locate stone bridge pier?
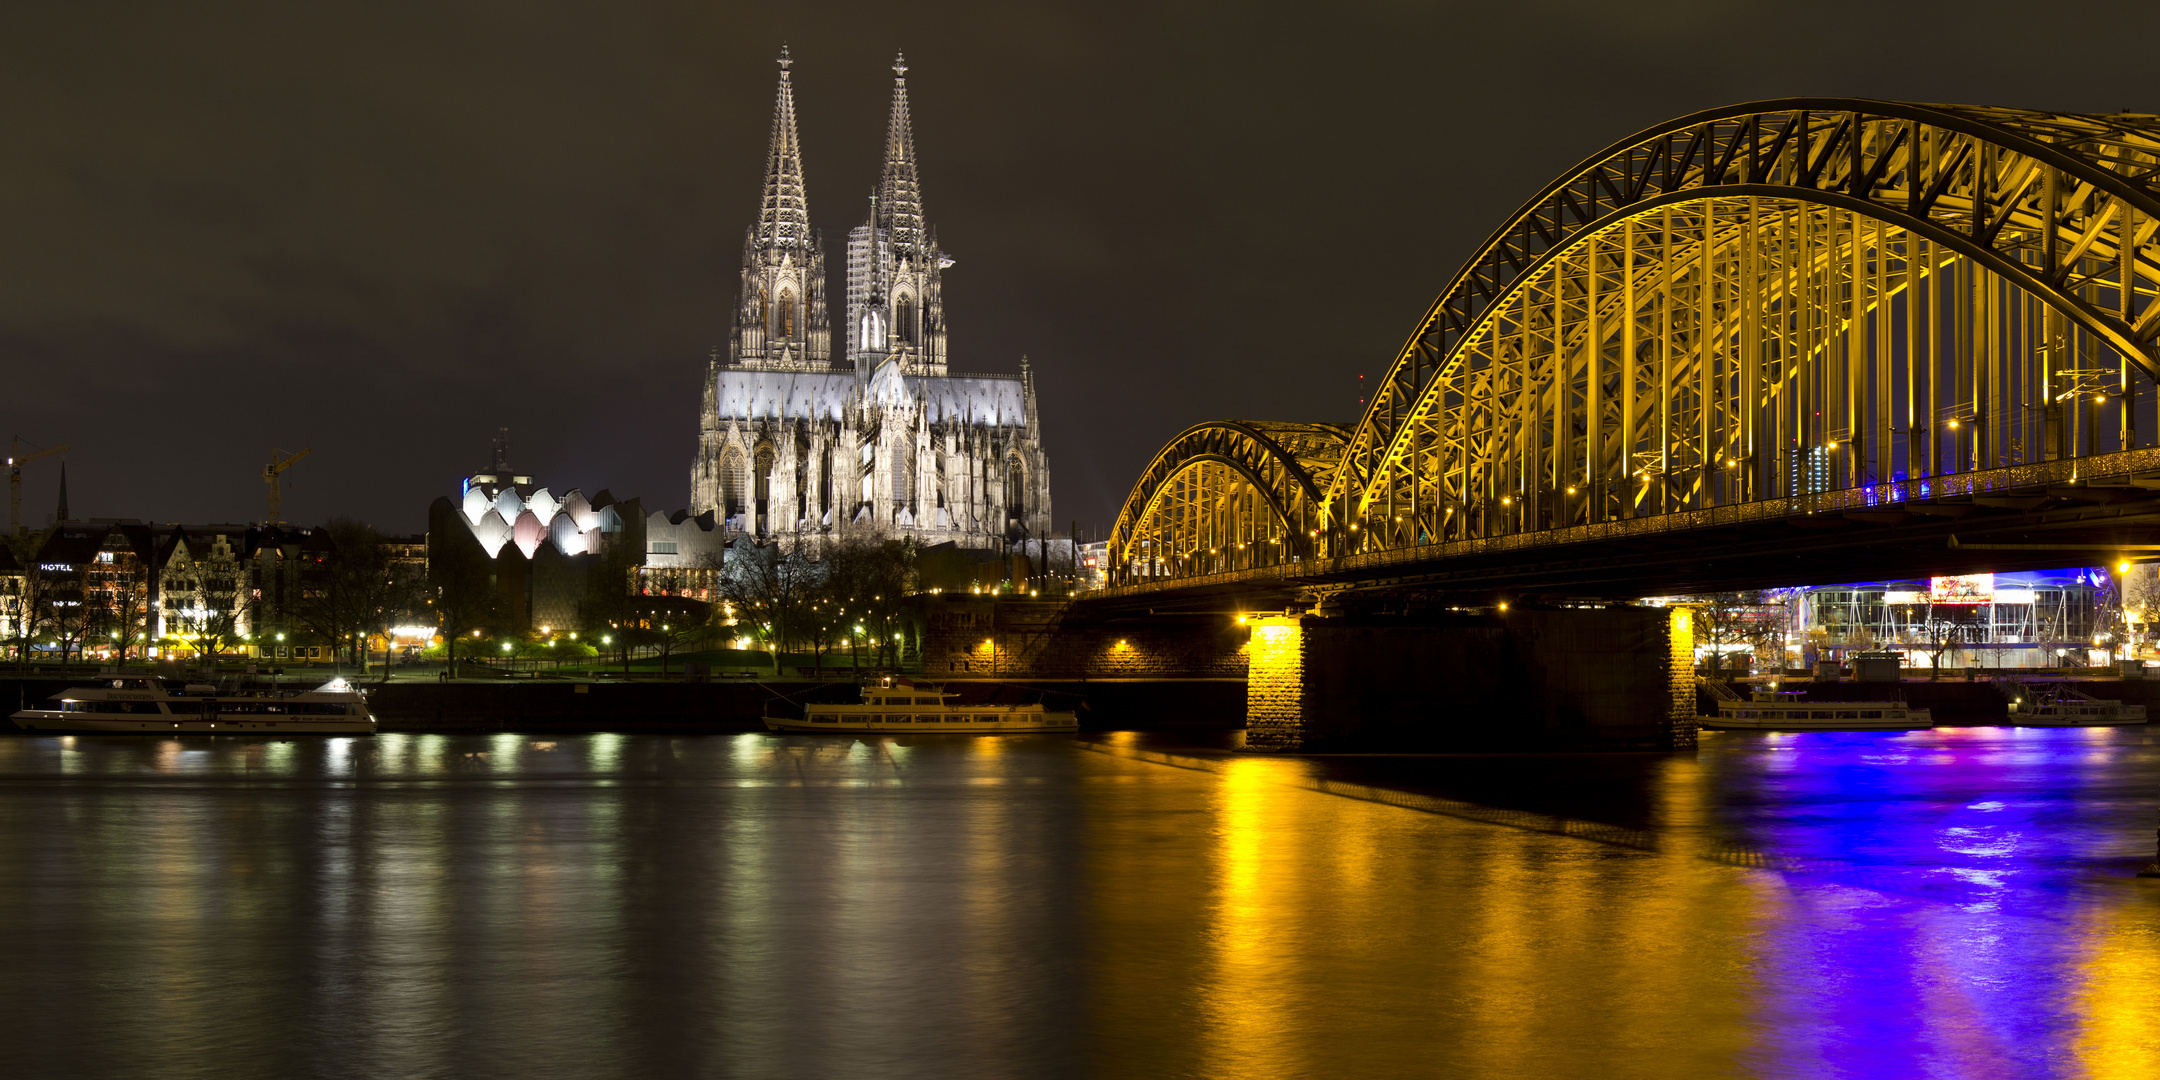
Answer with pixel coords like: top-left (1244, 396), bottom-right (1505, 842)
top-left (1245, 606), bottom-right (1697, 753)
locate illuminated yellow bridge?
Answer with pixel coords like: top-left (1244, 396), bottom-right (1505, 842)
top-left (1100, 99), bottom-right (2160, 612)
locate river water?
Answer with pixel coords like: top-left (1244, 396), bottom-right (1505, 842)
top-left (0, 726), bottom-right (2155, 1079)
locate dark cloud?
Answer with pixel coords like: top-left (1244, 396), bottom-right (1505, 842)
top-left (4, 0), bottom-right (2158, 534)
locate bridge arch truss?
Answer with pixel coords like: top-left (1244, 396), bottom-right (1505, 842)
top-left (1111, 99), bottom-right (2160, 590)
top-left (1107, 422), bottom-right (1347, 584)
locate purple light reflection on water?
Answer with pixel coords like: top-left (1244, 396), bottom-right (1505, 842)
top-left (1699, 726), bottom-right (2158, 1079)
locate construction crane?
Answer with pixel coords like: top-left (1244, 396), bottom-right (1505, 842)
top-left (9, 436), bottom-right (69, 537)
top-left (263, 447), bottom-right (312, 524)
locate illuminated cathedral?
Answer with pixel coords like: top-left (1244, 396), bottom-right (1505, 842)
top-left (689, 49), bottom-right (1052, 550)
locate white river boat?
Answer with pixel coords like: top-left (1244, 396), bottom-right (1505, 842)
top-left (1700, 690), bottom-right (1932, 731)
top-left (2010, 686), bottom-right (2147, 727)
top-left (9, 678), bottom-right (377, 735)
top-left (765, 681), bottom-right (1078, 734)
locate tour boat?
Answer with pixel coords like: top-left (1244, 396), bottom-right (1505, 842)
top-left (764, 681), bottom-right (1079, 734)
top-left (2010, 687), bottom-right (2147, 727)
top-left (9, 677), bottom-right (377, 735)
top-left (1700, 690), bottom-right (1932, 731)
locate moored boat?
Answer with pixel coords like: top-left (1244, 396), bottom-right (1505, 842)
top-left (765, 680), bottom-right (1078, 734)
top-left (8, 677), bottom-right (377, 735)
top-left (1699, 690), bottom-right (1932, 731)
top-left (2010, 685), bottom-right (2147, 727)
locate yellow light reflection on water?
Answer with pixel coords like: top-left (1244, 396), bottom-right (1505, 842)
top-left (2075, 893), bottom-right (2160, 1074)
top-left (1203, 756), bottom-right (1304, 1078)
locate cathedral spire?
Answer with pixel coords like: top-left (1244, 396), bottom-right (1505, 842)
top-left (756, 45), bottom-right (812, 251)
top-left (874, 52), bottom-right (925, 254)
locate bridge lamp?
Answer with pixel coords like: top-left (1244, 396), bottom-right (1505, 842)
top-left (1948, 419), bottom-right (1960, 429)
top-left (1501, 496), bottom-right (1512, 505)
top-left (2119, 561), bottom-right (2133, 574)
top-left (1498, 602), bottom-right (1509, 612)
top-left (1566, 487), bottom-right (1576, 495)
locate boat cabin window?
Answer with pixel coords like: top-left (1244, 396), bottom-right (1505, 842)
top-left (915, 697), bottom-right (939, 705)
top-left (1862, 711), bottom-right (1882, 718)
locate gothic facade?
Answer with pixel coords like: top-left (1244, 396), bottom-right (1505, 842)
top-left (690, 50), bottom-right (1051, 551)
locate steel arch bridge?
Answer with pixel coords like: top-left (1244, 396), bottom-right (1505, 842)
top-left (1107, 98), bottom-right (2160, 595)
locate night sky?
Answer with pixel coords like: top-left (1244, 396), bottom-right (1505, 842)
top-left (6, 0), bottom-right (2159, 537)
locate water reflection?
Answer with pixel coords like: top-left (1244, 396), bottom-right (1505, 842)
top-left (0, 727), bottom-right (2151, 1078)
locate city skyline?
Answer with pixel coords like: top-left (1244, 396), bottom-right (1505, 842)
top-left (6, 1), bottom-right (2160, 534)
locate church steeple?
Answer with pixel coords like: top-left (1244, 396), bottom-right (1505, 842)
top-left (726, 45), bottom-right (830, 374)
top-left (874, 54), bottom-right (925, 255)
top-left (756, 45), bottom-right (812, 253)
top-left (846, 52), bottom-right (948, 377)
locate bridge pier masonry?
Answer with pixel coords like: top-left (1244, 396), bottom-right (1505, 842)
top-left (1245, 605), bottom-right (1698, 753)
top-left (921, 596), bottom-right (1698, 750)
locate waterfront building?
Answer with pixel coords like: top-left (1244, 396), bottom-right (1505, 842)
top-left (689, 50), bottom-right (1052, 551)
top-left (424, 441), bottom-right (644, 633)
top-left (1777, 571), bottom-right (2106, 669)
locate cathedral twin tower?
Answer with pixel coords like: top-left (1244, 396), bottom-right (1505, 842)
top-left (691, 49), bottom-right (1052, 551)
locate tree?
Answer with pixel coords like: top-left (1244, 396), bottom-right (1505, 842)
top-left (1918, 601), bottom-right (1986, 679)
top-left (108, 581), bottom-right (149, 665)
top-left (174, 600), bottom-right (239, 671)
top-left (825, 534), bottom-right (915, 671)
top-left (8, 567), bottom-right (55, 671)
top-left (430, 534), bottom-right (501, 675)
top-left (1691, 591), bottom-right (1774, 679)
top-left (41, 565), bottom-right (97, 671)
top-left (577, 534), bottom-right (647, 674)
top-left (628, 595), bottom-right (714, 677)
top-left (297, 519), bottom-right (421, 675)
top-left (720, 537), bottom-right (824, 674)
top-left (2115, 562), bottom-right (2158, 661)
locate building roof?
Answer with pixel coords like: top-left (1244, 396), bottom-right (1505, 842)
top-left (712, 366), bottom-right (1027, 426)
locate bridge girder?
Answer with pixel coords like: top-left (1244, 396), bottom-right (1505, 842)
top-left (1108, 98), bottom-right (2160, 595)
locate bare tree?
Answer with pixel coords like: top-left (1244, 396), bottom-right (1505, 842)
top-left (721, 537), bottom-right (823, 674)
top-left (43, 566), bottom-right (97, 671)
top-left (430, 535), bottom-right (501, 675)
top-left (1919, 601), bottom-right (1986, 679)
top-left (298, 519), bottom-right (421, 675)
top-left (1691, 591), bottom-right (1774, 680)
top-left (825, 534), bottom-right (916, 671)
top-left (626, 595), bottom-right (714, 677)
top-left (9, 568), bottom-right (54, 671)
top-left (577, 534), bottom-right (647, 674)
top-left (174, 600), bottom-right (239, 672)
top-left (109, 582), bottom-right (149, 665)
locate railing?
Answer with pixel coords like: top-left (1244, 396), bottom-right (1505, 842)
top-left (1095, 445), bottom-right (2160, 599)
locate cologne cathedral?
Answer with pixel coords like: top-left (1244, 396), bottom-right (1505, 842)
top-left (689, 49), bottom-right (1052, 551)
